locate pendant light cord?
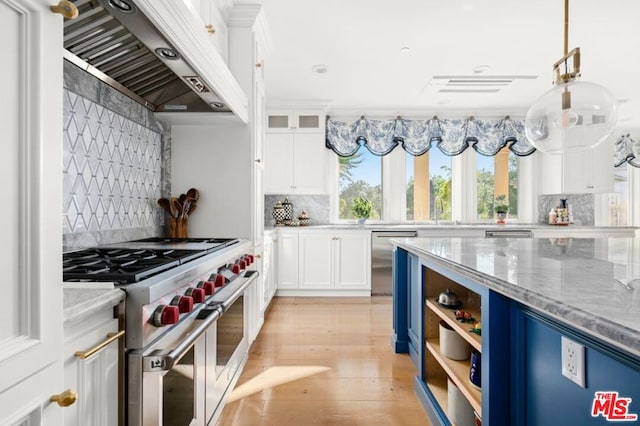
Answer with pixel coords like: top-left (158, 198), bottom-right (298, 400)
top-left (564, 0), bottom-right (569, 56)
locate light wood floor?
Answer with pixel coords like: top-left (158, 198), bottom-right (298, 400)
top-left (217, 297), bottom-right (430, 425)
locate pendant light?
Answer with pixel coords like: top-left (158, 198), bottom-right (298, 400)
top-left (524, 0), bottom-right (617, 154)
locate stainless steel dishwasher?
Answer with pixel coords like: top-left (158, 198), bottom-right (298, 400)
top-left (371, 230), bottom-right (418, 295)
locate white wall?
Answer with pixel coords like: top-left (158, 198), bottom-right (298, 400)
top-left (171, 124), bottom-right (253, 238)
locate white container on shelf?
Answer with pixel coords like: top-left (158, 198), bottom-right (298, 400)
top-left (448, 377), bottom-right (475, 426)
top-left (439, 320), bottom-right (471, 360)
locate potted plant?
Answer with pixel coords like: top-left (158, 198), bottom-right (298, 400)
top-left (351, 196), bottom-right (372, 224)
top-left (494, 194), bottom-right (509, 224)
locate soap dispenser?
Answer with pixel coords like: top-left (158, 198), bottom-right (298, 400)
top-left (548, 208), bottom-right (557, 225)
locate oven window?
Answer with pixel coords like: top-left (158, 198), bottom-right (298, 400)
top-left (216, 295), bottom-right (244, 377)
top-left (163, 346), bottom-right (195, 424)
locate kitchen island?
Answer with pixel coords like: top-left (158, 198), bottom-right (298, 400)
top-left (391, 237), bottom-right (640, 425)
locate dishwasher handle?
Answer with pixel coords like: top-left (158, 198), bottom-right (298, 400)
top-left (372, 231), bottom-right (418, 238)
top-left (485, 230), bottom-right (532, 238)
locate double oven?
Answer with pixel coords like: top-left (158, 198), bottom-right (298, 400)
top-left (63, 237), bottom-right (257, 425)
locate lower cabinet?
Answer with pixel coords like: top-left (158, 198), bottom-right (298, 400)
top-left (276, 230), bottom-right (371, 295)
top-left (63, 302), bottom-right (123, 426)
top-left (510, 306), bottom-right (640, 426)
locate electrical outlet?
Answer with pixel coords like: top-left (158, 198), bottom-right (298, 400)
top-left (561, 336), bottom-right (585, 387)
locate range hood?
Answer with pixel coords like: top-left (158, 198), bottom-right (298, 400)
top-left (63, 0), bottom-right (248, 121)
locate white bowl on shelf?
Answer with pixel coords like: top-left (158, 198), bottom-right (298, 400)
top-left (448, 377), bottom-right (475, 426)
top-left (439, 320), bottom-right (471, 360)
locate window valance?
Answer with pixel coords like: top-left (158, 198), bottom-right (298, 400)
top-left (325, 116), bottom-right (536, 158)
top-left (614, 134), bottom-right (640, 168)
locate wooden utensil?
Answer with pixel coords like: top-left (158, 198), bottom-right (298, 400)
top-left (157, 198), bottom-right (172, 214)
top-left (169, 197), bottom-right (182, 219)
top-left (186, 188), bottom-right (199, 202)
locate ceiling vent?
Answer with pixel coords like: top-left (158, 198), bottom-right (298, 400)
top-left (428, 75), bottom-right (538, 93)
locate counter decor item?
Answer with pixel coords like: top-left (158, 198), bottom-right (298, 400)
top-left (158, 188), bottom-right (199, 238)
top-left (282, 197), bottom-right (294, 220)
top-left (298, 210), bottom-right (310, 226)
top-left (440, 321), bottom-right (471, 360)
top-left (351, 196), bottom-right (372, 224)
top-left (493, 194), bottom-right (509, 224)
top-left (272, 201), bottom-right (287, 226)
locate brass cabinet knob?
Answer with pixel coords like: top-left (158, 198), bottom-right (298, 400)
top-left (50, 0), bottom-right (79, 19)
top-left (255, 62), bottom-right (263, 69)
top-left (50, 389), bottom-right (78, 407)
top-left (205, 24), bottom-right (216, 34)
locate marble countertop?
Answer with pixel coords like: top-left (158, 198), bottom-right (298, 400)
top-left (266, 224), bottom-right (637, 231)
top-left (392, 237), bottom-right (640, 357)
top-left (63, 288), bottom-right (125, 324)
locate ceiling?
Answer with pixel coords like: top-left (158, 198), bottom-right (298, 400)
top-left (260, 0), bottom-right (640, 129)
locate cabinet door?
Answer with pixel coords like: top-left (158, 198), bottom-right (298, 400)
top-left (292, 112), bottom-right (323, 133)
top-left (264, 133), bottom-right (294, 193)
top-left (333, 233), bottom-right (370, 289)
top-left (63, 311), bottom-right (120, 426)
top-left (253, 77), bottom-right (265, 244)
top-left (199, 0), bottom-right (228, 63)
top-left (299, 234), bottom-right (333, 289)
top-left (266, 111), bottom-right (294, 131)
top-left (277, 233), bottom-right (299, 289)
top-left (562, 142), bottom-right (613, 193)
top-left (0, 1), bottom-right (63, 423)
top-left (292, 132), bottom-right (326, 193)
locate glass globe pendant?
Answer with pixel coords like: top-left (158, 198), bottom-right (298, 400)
top-left (525, 79), bottom-right (618, 154)
top-left (524, 0), bottom-right (618, 154)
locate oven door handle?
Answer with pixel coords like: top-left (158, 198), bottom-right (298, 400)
top-left (221, 270), bottom-right (259, 312)
top-left (143, 308), bottom-right (220, 372)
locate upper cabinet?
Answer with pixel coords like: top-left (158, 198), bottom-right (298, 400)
top-left (562, 141), bottom-right (614, 193)
top-left (264, 107), bottom-right (328, 194)
top-left (266, 110), bottom-right (324, 133)
top-left (198, 0), bottom-right (229, 63)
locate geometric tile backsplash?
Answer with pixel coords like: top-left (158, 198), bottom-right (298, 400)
top-left (63, 89), bottom-right (163, 234)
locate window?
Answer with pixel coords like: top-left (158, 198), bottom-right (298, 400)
top-left (338, 150), bottom-right (382, 220)
top-left (608, 165), bottom-right (628, 225)
top-left (477, 146), bottom-right (519, 220)
top-left (406, 150), bottom-right (452, 221)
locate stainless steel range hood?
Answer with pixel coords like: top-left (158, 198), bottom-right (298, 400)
top-left (64, 0), bottom-right (248, 120)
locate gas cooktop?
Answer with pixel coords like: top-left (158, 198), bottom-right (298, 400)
top-left (62, 238), bottom-right (240, 284)
top-left (63, 247), bottom-right (207, 284)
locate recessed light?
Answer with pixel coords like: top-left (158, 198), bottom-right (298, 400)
top-left (211, 102), bottom-right (225, 109)
top-left (108, 0), bottom-right (134, 13)
top-left (399, 46), bottom-right (411, 54)
top-left (472, 65), bottom-right (491, 74)
top-left (155, 47), bottom-right (180, 60)
top-left (312, 64), bottom-right (328, 74)
top-left (437, 99), bottom-right (451, 105)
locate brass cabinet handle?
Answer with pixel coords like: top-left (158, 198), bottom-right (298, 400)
top-left (50, 389), bottom-right (77, 407)
top-left (255, 254), bottom-right (262, 259)
top-left (75, 330), bottom-right (125, 360)
top-left (255, 62), bottom-right (263, 69)
top-left (50, 0), bottom-right (79, 19)
top-left (205, 24), bottom-right (216, 34)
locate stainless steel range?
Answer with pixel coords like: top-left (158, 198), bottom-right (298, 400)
top-left (63, 237), bottom-right (257, 425)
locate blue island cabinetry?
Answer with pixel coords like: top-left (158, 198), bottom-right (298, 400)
top-left (393, 245), bottom-right (640, 426)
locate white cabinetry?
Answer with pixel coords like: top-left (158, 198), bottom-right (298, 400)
top-left (262, 232), bottom-right (277, 308)
top-left (266, 111), bottom-right (324, 133)
top-left (277, 232), bottom-right (299, 289)
top-left (198, 0), bottom-right (229, 63)
top-left (264, 109), bottom-right (327, 194)
top-left (277, 230), bottom-right (371, 296)
top-left (0, 1), bottom-right (63, 424)
top-left (562, 141), bottom-right (614, 193)
top-left (63, 304), bottom-right (123, 426)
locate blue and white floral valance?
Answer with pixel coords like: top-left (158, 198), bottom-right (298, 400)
top-left (325, 116), bottom-right (536, 157)
top-left (614, 134), bottom-right (640, 168)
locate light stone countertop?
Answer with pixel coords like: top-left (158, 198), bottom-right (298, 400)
top-left (63, 288), bottom-right (125, 324)
top-left (267, 224), bottom-right (637, 231)
top-left (392, 237), bottom-right (640, 357)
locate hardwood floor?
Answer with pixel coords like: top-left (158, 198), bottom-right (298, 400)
top-left (217, 297), bottom-right (430, 425)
